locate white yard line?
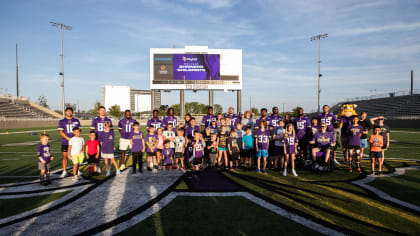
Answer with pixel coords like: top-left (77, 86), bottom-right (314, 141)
top-left (352, 166), bottom-right (420, 212)
top-left (99, 192), bottom-right (344, 236)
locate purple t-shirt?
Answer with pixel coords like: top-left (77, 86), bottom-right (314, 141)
top-left (293, 116), bottom-right (311, 140)
top-left (225, 114), bottom-right (240, 127)
top-left (100, 131), bottom-right (114, 154)
top-left (318, 113), bottom-right (336, 133)
top-left (268, 114), bottom-right (283, 128)
top-left (147, 118), bottom-right (164, 130)
top-left (284, 134), bottom-right (298, 154)
top-left (146, 134), bottom-right (158, 152)
top-left (185, 125), bottom-right (200, 138)
top-left (163, 116), bottom-right (177, 129)
top-left (192, 140), bottom-right (205, 158)
top-left (256, 129), bottom-right (270, 150)
top-left (58, 117), bottom-right (81, 145)
top-left (312, 131), bottom-right (335, 148)
top-left (347, 125), bottom-right (363, 146)
top-left (118, 118), bottom-right (137, 139)
top-left (162, 148), bottom-right (173, 165)
top-left (201, 114), bottom-right (217, 128)
top-left (131, 131), bottom-right (144, 152)
top-left (91, 116), bottom-right (113, 140)
top-left (37, 144), bottom-right (52, 163)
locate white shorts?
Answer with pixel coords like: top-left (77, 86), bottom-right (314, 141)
top-left (101, 152), bottom-right (114, 159)
top-left (119, 138), bottom-right (132, 151)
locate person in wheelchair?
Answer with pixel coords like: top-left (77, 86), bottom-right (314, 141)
top-left (309, 123), bottom-right (336, 171)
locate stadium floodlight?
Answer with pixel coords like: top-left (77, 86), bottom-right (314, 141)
top-left (311, 33), bottom-right (328, 113)
top-left (50, 21), bottom-right (72, 116)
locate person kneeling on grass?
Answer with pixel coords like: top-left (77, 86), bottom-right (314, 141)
top-left (283, 123), bottom-right (298, 177)
top-left (37, 134), bottom-right (54, 185)
top-left (162, 140), bottom-right (174, 170)
top-left (131, 122), bottom-right (145, 174)
top-left (68, 127), bottom-right (85, 180)
top-left (86, 131), bottom-right (100, 177)
top-left (369, 126), bottom-right (384, 175)
top-left (100, 122), bottom-right (120, 177)
top-left (310, 123), bottom-right (335, 172)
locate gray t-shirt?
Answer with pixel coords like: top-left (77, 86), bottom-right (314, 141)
top-left (174, 136), bottom-right (186, 153)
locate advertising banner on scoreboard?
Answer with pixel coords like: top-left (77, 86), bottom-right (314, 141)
top-left (173, 54), bottom-right (220, 80)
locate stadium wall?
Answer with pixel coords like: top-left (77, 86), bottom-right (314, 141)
top-left (385, 119), bottom-right (420, 129)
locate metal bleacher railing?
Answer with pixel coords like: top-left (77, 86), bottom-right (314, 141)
top-left (341, 89), bottom-right (420, 103)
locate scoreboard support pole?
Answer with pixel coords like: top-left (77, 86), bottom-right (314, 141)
top-left (151, 89), bottom-right (155, 111)
top-left (180, 90), bottom-right (185, 118)
top-left (209, 90), bottom-right (214, 107)
top-left (237, 90), bottom-right (242, 114)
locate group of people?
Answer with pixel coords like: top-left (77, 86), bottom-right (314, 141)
top-left (35, 104), bottom-right (390, 185)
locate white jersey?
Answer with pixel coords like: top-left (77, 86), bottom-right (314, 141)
top-left (69, 137), bottom-right (85, 155)
top-left (163, 130), bottom-right (176, 148)
top-left (274, 128), bottom-right (285, 147)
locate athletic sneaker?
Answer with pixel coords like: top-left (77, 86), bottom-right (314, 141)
top-left (370, 171), bottom-right (375, 176)
top-left (256, 168), bottom-right (260, 173)
top-left (97, 168), bottom-right (102, 174)
top-left (378, 171), bottom-right (383, 176)
top-left (116, 170), bottom-right (121, 175)
top-left (106, 170), bottom-right (111, 177)
top-left (333, 159), bottom-right (340, 166)
top-left (77, 171), bottom-right (83, 177)
top-left (147, 167), bottom-right (152, 171)
top-left (60, 171), bottom-right (68, 178)
top-left (73, 175), bottom-right (79, 181)
top-left (292, 169), bottom-right (298, 177)
top-left (357, 167), bottom-right (362, 173)
top-left (262, 169), bottom-right (267, 174)
top-left (119, 164), bottom-right (126, 171)
top-left (314, 163), bottom-right (320, 170)
top-left (283, 169), bottom-right (287, 176)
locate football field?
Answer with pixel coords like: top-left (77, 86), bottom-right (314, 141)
top-left (0, 127), bottom-right (419, 235)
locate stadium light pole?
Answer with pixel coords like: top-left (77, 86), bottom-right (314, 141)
top-left (311, 33), bottom-right (328, 113)
top-left (50, 21), bottom-right (72, 116)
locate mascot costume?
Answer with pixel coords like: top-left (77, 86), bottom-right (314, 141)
top-left (337, 103), bottom-right (360, 171)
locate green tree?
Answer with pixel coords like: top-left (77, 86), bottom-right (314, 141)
top-left (172, 104), bottom-right (181, 116)
top-left (292, 106), bottom-right (302, 117)
top-left (213, 104), bottom-right (223, 114)
top-left (108, 104), bottom-right (122, 118)
top-left (88, 101), bottom-right (102, 115)
top-left (37, 95), bottom-right (49, 108)
top-left (251, 107), bottom-right (259, 116)
top-left (64, 103), bottom-right (76, 112)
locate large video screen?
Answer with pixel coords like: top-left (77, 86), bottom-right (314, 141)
top-left (150, 48), bottom-right (242, 90)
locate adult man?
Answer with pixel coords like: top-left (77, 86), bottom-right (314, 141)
top-left (293, 108), bottom-right (311, 159)
top-left (91, 106), bottom-right (114, 174)
top-left (318, 105), bottom-right (336, 133)
top-left (224, 107), bottom-right (240, 128)
top-left (58, 107), bottom-right (81, 178)
top-left (201, 106), bottom-right (217, 131)
top-left (163, 107), bottom-right (177, 131)
top-left (256, 108), bottom-right (270, 129)
top-left (268, 106), bottom-right (283, 129)
top-left (147, 109), bottom-right (164, 130)
top-left (118, 110), bottom-right (137, 171)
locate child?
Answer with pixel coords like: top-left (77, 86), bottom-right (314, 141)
top-left (192, 131), bottom-right (206, 171)
top-left (256, 120), bottom-right (270, 173)
top-left (369, 126), bottom-right (384, 175)
top-left (225, 117), bottom-right (232, 134)
top-left (273, 120), bottom-right (286, 171)
top-left (131, 122), bottom-right (145, 174)
top-left (204, 127), bottom-right (212, 166)
top-left (185, 118), bottom-right (200, 139)
top-left (163, 123), bottom-right (176, 150)
top-left (210, 120), bottom-right (219, 134)
top-left (228, 130), bottom-right (240, 170)
top-left (162, 140), bottom-right (174, 170)
top-left (146, 125), bottom-right (159, 171)
top-left (217, 125), bottom-right (229, 168)
top-left (86, 131), bottom-right (100, 176)
top-left (235, 123), bottom-right (243, 166)
top-left (156, 128), bottom-right (164, 168)
top-left (283, 123), bottom-right (298, 176)
top-left (37, 134), bottom-right (54, 185)
top-left (185, 136), bottom-right (194, 169)
top-left (174, 128), bottom-right (186, 169)
top-left (242, 127), bottom-right (254, 170)
top-left (100, 122), bottom-right (120, 176)
top-left (208, 133), bottom-right (218, 167)
top-left (68, 127), bottom-right (85, 180)
top-left (347, 116), bottom-right (363, 173)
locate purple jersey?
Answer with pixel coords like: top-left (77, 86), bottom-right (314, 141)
top-left (201, 114), bottom-right (217, 128)
top-left (192, 140), bottom-right (205, 158)
top-left (91, 116), bottom-right (113, 140)
top-left (339, 116), bottom-right (351, 134)
top-left (293, 116), bottom-right (311, 140)
top-left (347, 125), bottom-right (363, 146)
top-left (118, 118), bottom-right (137, 139)
top-left (225, 114), bottom-right (240, 127)
top-left (100, 131), bottom-right (114, 154)
top-left (318, 113), bottom-right (336, 132)
top-left (146, 134), bottom-right (158, 152)
top-left (284, 134), bottom-right (298, 154)
top-left (37, 144), bottom-right (52, 163)
top-left (185, 125), bottom-right (200, 138)
top-left (131, 131), bottom-right (144, 152)
top-left (162, 148), bottom-right (173, 165)
top-left (268, 114), bottom-right (283, 128)
top-left (256, 116), bottom-right (270, 129)
top-left (147, 118), bottom-right (164, 130)
top-left (312, 131), bottom-right (335, 148)
top-left (163, 116), bottom-right (177, 129)
top-left (256, 129), bottom-right (270, 150)
top-left (58, 117), bottom-right (81, 145)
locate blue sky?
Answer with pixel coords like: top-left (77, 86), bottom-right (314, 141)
top-left (0, 0), bottom-right (419, 113)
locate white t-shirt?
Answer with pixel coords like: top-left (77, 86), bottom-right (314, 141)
top-left (163, 130), bottom-right (176, 148)
top-left (69, 137), bottom-right (85, 155)
top-left (274, 128), bottom-right (285, 147)
top-left (174, 136), bottom-right (186, 153)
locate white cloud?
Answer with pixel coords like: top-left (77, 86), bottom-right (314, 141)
top-left (184, 0), bottom-right (239, 9)
top-left (335, 22), bottom-right (420, 36)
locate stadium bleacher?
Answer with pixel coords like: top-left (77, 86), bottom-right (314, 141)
top-left (0, 97), bottom-right (59, 119)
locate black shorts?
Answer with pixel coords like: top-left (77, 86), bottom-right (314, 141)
top-left (347, 145), bottom-right (360, 150)
top-left (370, 151), bottom-right (383, 159)
top-left (243, 149), bottom-right (252, 158)
top-left (147, 152), bottom-right (156, 156)
top-left (132, 152), bottom-right (143, 159)
top-left (175, 152), bottom-right (183, 159)
top-left (61, 145), bottom-right (69, 152)
top-left (229, 152), bottom-right (240, 161)
top-left (271, 146), bottom-right (284, 156)
top-left (193, 157), bottom-right (202, 165)
top-left (88, 154), bottom-right (99, 164)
